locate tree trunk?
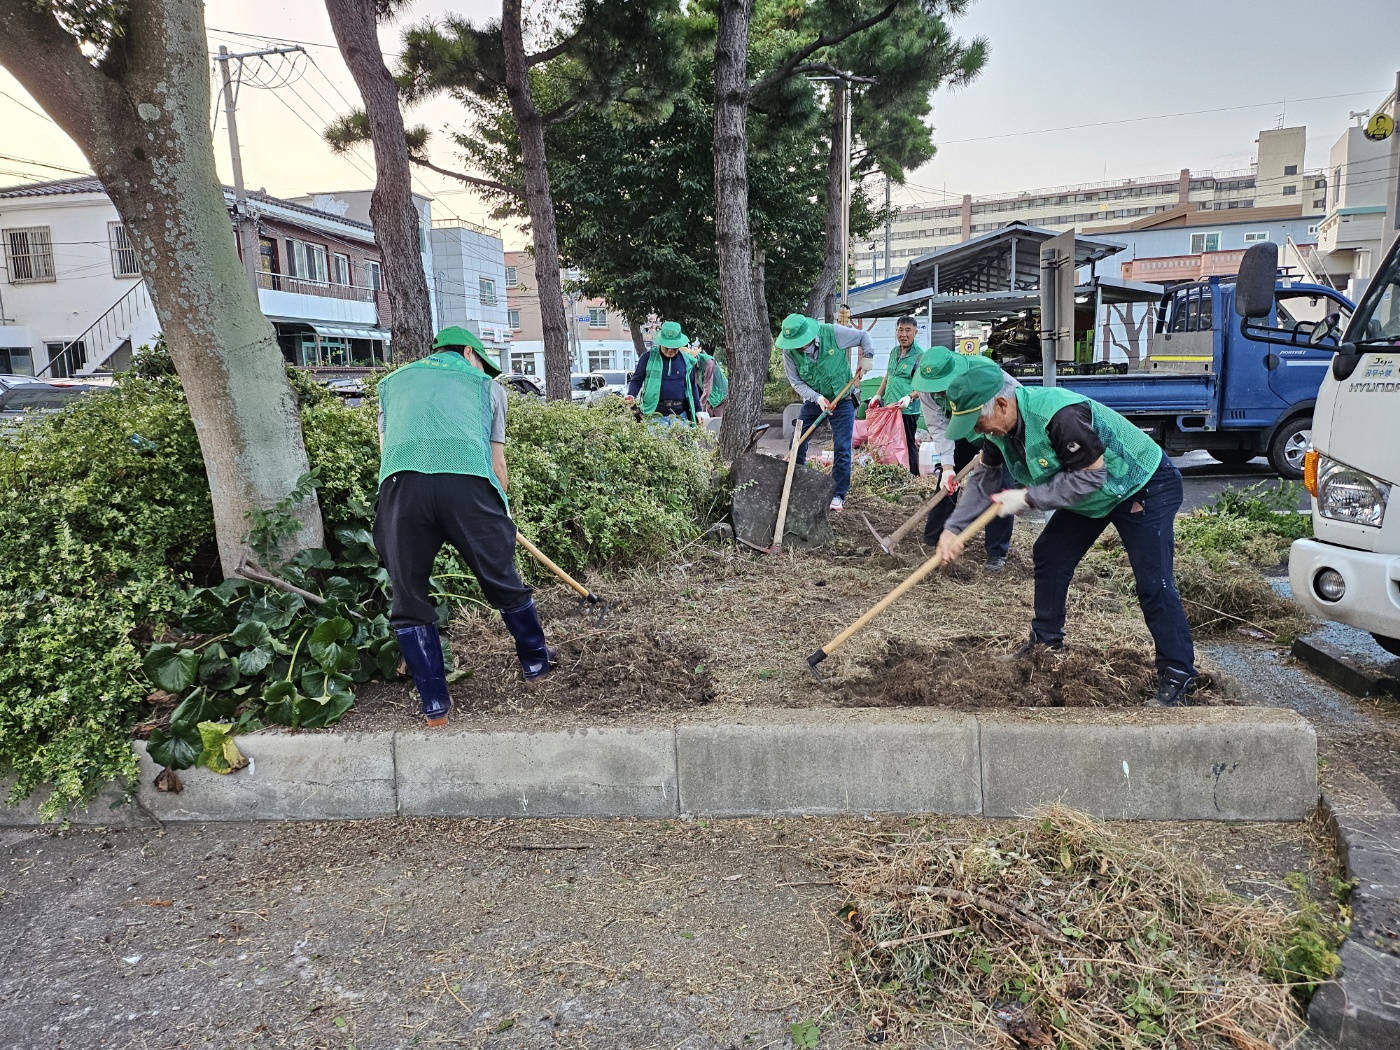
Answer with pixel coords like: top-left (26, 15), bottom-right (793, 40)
top-left (628, 321), bottom-right (647, 365)
top-left (806, 84), bottom-right (844, 322)
top-left (713, 0), bottom-right (773, 462)
top-left (0, 0), bottom-right (322, 576)
top-left (325, 0), bottom-right (434, 362)
top-left (502, 0), bottom-right (571, 400)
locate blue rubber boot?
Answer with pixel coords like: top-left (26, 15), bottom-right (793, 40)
top-left (395, 624), bottom-right (452, 727)
top-left (500, 599), bottom-right (557, 682)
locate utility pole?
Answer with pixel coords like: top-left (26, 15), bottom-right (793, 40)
top-left (883, 177), bottom-right (892, 283)
top-left (838, 81), bottom-right (852, 321)
top-left (214, 45), bottom-right (305, 299)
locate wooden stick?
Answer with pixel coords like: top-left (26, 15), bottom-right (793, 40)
top-left (807, 503), bottom-right (1002, 669)
top-left (882, 453), bottom-right (984, 553)
top-left (516, 532), bottom-right (590, 599)
top-left (903, 885), bottom-right (1069, 945)
top-left (235, 557), bottom-right (326, 606)
top-left (768, 424), bottom-right (805, 552)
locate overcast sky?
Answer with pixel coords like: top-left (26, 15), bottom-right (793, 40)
top-left (2, 0), bottom-right (1397, 249)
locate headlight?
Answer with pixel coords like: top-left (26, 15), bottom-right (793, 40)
top-left (1315, 454), bottom-right (1391, 527)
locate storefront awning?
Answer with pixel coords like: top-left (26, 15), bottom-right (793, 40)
top-left (309, 323), bottom-right (391, 342)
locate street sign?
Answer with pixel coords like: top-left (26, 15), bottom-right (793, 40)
top-left (1364, 111), bottom-right (1395, 142)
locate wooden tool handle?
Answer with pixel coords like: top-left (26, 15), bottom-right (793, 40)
top-left (811, 503), bottom-right (1003, 662)
top-left (789, 369), bottom-right (863, 456)
top-left (516, 532), bottom-right (590, 598)
top-left (770, 424), bottom-right (805, 550)
top-left (886, 453), bottom-right (984, 549)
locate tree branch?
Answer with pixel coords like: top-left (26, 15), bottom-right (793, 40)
top-left (540, 98), bottom-right (585, 126)
top-left (0, 0), bottom-right (117, 150)
top-left (411, 155), bottom-right (523, 198)
top-left (787, 62), bottom-right (878, 84)
top-left (526, 25), bottom-right (585, 67)
top-left (746, 0), bottom-right (901, 101)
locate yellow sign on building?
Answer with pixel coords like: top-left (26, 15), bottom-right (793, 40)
top-left (1365, 112), bottom-right (1395, 143)
top-left (957, 336), bottom-right (982, 356)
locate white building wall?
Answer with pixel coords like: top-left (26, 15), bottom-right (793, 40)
top-left (429, 221), bottom-right (510, 354)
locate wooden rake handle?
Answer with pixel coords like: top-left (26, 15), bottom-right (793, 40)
top-left (807, 502), bottom-right (1003, 673)
top-left (885, 453), bottom-right (984, 551)
top-left (785, 369), bottom-right (864, 461)
top-left (516, 532), bottom-right (593, 601)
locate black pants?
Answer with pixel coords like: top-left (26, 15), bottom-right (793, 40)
top-left (923, 438), bottom-right (1014, 558)
top-left (373, 471), bottom-right (532, 630)
top-left (902, 413), bottom-right (920, 475)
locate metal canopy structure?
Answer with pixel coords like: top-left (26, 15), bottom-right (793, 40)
top-left (895, 224), bottom-right (1127, 298)
top-left (851, 275), bottom-right (1166, 322)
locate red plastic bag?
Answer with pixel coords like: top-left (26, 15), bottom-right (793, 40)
top-left (852, 418), bottom-right (869, 447)
top-left (864, 403), bottom-right (908, 466)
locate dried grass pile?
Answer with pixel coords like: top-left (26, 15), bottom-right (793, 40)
top-left (829, 807), bottom-right (1314, 1049)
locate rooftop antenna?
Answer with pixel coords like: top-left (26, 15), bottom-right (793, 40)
top-left (1349, 109), bottom-right (1372, 126)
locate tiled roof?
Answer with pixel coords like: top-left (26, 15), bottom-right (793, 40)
top-left (0, 176), bottom-right (104, 198)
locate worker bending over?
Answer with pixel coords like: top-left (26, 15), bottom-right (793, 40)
top-left (775, 312), bottom-right (875, 512)
top-left (375, 326), bottom-right (556, 727)
top-left (626, 320), bottom-right (706, 424)
top-left (915, 348), bottom-right (1017, 572)
top-left (935, 357), bottom-right (1197, 707)
top-left (866, 315), bottom-right (924, 475)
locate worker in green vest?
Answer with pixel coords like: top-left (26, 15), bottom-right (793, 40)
top-left (374, 326), bottom-right (555, 728)
top-left (689, 345), bottom-right (729, 415)
top-left (866, 315), bottom-right (925, 475)
top-left (625, 320), bottom-right (706, 424)
top-left (776, 313), bottom-right (875, 511)
top-left (935, 357), bottom-right (1197, 707)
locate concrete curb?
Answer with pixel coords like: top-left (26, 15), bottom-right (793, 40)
top-left (1, 707), bottom-right (1317, 827)
top-left (1309, 779), bottom-right (1400, 1047)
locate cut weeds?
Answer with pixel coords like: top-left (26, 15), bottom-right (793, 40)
top-left (828, 805), bottom-right (1343, 1049)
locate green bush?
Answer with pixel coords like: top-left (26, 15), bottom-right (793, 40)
top-left (1176, 482), bottom-right (1312, 566)
top-left (763, 343), bottom-right (795, 413)
top-left (0, 371), bottom-right (715, 816)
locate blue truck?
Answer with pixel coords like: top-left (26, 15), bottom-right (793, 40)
top-left (1013, 276), bottom-right (1355, 478)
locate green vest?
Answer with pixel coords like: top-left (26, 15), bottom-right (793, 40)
top-left (697, 351), bottom-right (728, 408)
top-left (785, 323), bottom-right (852, 400)
top-left (883, 342), bottom-right (923, 414)
top-left (986, 386), bottom-right (1162, 519)
top-left (377, 351), bottom-right (507, 511)
top-left (639, 349), bottom-right (698, 417)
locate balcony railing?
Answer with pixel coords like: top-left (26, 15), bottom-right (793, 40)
top-left (1120, 250), bottom-right (1247, 282)
top-left (256, 270), bottom-right (374, 302)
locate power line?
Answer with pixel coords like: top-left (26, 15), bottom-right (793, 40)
top-left (0, 88), bottom-right (56, 124)
top-left (205, 25), bottom-right (341, 51)
top-left (0, 153), bottom-right (92, 177)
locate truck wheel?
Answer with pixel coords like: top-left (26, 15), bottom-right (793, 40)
top-left (1374, 634), bottom-right (1400, 659)
top-left (1209, 450), bottom-right (1256, 466)
top-left (1267, 417), bottom-right (1311, 479)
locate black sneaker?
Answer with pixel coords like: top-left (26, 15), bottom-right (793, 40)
top-left (1147, 669), bottom-right (1196, 707)
top-left (1012, 634), bottom-right (1063, 659)
top-left (984, 555), bottom-right (1007, 572)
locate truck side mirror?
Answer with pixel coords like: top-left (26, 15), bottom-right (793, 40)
top-left (1234, 242), bottom-right (1278, 319)
top-left (1308, 312), bottom-right (1342, 346)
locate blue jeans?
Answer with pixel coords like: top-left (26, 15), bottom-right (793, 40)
top-left (923, 438), bottom-right (1013, 558)
top-left (1030, 457), bottom-right (1195, 678)
top-left (796, 396), bottom-right (856, 500)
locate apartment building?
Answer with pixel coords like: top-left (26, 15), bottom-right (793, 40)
top-left (504, 250), bottom-right (642, 376)
top-left (0, 177), bottom-right (391, 377)
top-left (859, 127), bottom-right (1327, 286)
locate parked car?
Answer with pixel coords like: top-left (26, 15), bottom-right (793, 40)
top-left (498, 372), bottom-right (545, 397)
top-left (0, 378), bottom-right (98, 426)
top-left (570, 372), bottom-right (609, 403)
top-left (590, 369), bottom-right (632, 396)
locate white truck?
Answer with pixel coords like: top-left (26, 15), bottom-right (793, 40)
top-left (1235, 237), bottom-right (1400, 656)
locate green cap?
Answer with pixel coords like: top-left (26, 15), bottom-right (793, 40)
top-left (910, 346), bottom-right (965, 393)
top-left (774, 313), bottom-right (819, 351)
top-left (432, 325), bottom-right (501, 377)
top-left (944, 357), bottom-right (1008, 442)
top-left (655, 320), bottom-right (689, 349)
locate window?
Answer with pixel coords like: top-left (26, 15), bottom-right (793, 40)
top-left (479, 277), bottom-right (497, 307)
top-left (588, 307), bottom-right (607, 328)
top-left (331, 253), bottom-right (351, 286)
top-left (286, 239), bottom-right (328, 283)
top-left (505, 265), bottom-right (517, 287)
top-left (1314, 179), bottom-right (1326, 189)
top-left (1282, 185), bottom-right (1297, 196)
top-left (508, 309), bottom-right (521, 330)
top-left (1189, 232), bottom-right (1221, 254)
top-left (1243, 231), bottom-right (1269, 243)
top-left (509, 352), bottom-right (536, 375)
top-left (3, 226), bottom-right (55, 283)
top-left (587, 348), bottom-right (614, 371)
top-left (43, 339), bottom-right (86, 379)
top-left (1283, 164), bottom-right (1298, 176)
top-left (108, 222), bottom-right (140, 277)
top-left (364, 260), bottom-right (382, 291)
top-left (0, 347), bottom-right (33, 375)
top-left (1308, 224), bottom-right (1320, 235)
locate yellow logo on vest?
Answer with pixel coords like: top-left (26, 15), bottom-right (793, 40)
top-left (1039, 458), bottom-right (1049, 466)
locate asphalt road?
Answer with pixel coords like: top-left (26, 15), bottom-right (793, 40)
top-left (1170, 450), bottom-right (1309, 512)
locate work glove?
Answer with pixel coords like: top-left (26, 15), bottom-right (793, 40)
top-left (623, 394), bottom-right (636, 404)
top-left (816, 396), bottom-right (832, 412)
top-left (893, 395), bottom-right (912, 410)
top-left (867, 395), bottom-right (882, 411)
top-left (992, 488), bottom-right (1031, 517)
top-left (939, 465), bottom-right (958, 496)
top-left (697, 411), bottom-right (711, 426)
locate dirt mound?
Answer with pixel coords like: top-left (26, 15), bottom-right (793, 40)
top-left (841, 635), bottom-right (1225, 709)
top-left (447, 619), bottom-right (716, 717)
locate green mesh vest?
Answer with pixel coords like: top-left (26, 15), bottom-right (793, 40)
top-left (697, 351), bottom-right (728, 408)
top-left (986, 386), bottom-right (1162, 519)
top-left (377, 352), bottom-right (507, 511)
top-left (639, 349), bottom-right (698, 416)
top-left (883, 342), bottom-right (924, 414)
top-left (785, 323), bottom-right (852, 400)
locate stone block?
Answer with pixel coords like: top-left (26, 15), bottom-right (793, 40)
top-left (977, 708), bottom-right (1316, 821)
top-left (132, 732), bottom-right (398, 822)
top-left (395, 727), bottom-right (677, 818)
top-left (1293, 634), bottom-right (1400, 699)
top-left (676, 714), bottom-right (981, 817)
top-left (730, 452), bottom-right (836, 550)
top-left (1307, 939), bottom-right (1400, 1048)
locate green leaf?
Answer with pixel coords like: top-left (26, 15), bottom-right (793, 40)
top-left (789, 1020), bottom-right (819, 1049)
top-left (147, 721), bottom-right (201, 770)
top-left (239, 593), bottom-right (302, 631)
top-left (322, 576), bottom-right (362, 603)
top-left (290, 548), bottom-right (335, 571)
top-left (168, 688), bottom-right (237, 729)
top-left (198, 645), bottom-right (240, 690)
top-left (299, 686), bottom-right (355, 729)
top-left (229, 621), bottom-right (273, 649)
top-left (263, 680), bottom-right (303, 727)
top-left (309, 616), bottom-right (356, 672)
top-left (373, 637), bottom-right (402, 678)
top-left (236, 645), bottom-right (274, 676)
top-left (301, 668), bottom-right (353, 700)
top-left (142, 643), bottom-right (199, 693)
top-left (196, 721), bottom-right (247, 774)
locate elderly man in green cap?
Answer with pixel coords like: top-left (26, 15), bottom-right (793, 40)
top-left (915, 348), bottom-right (1019, 570)
top-left (626, 320), bottom-right (706, 424)
top-left (374, 326), bottom-right (555, 728)
top-left (776, 312), bottom-right (875, 511)
top-left (934, 357), bottom-right (1197, 708)
top-left (866, 315), bottom-right (926, 475)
